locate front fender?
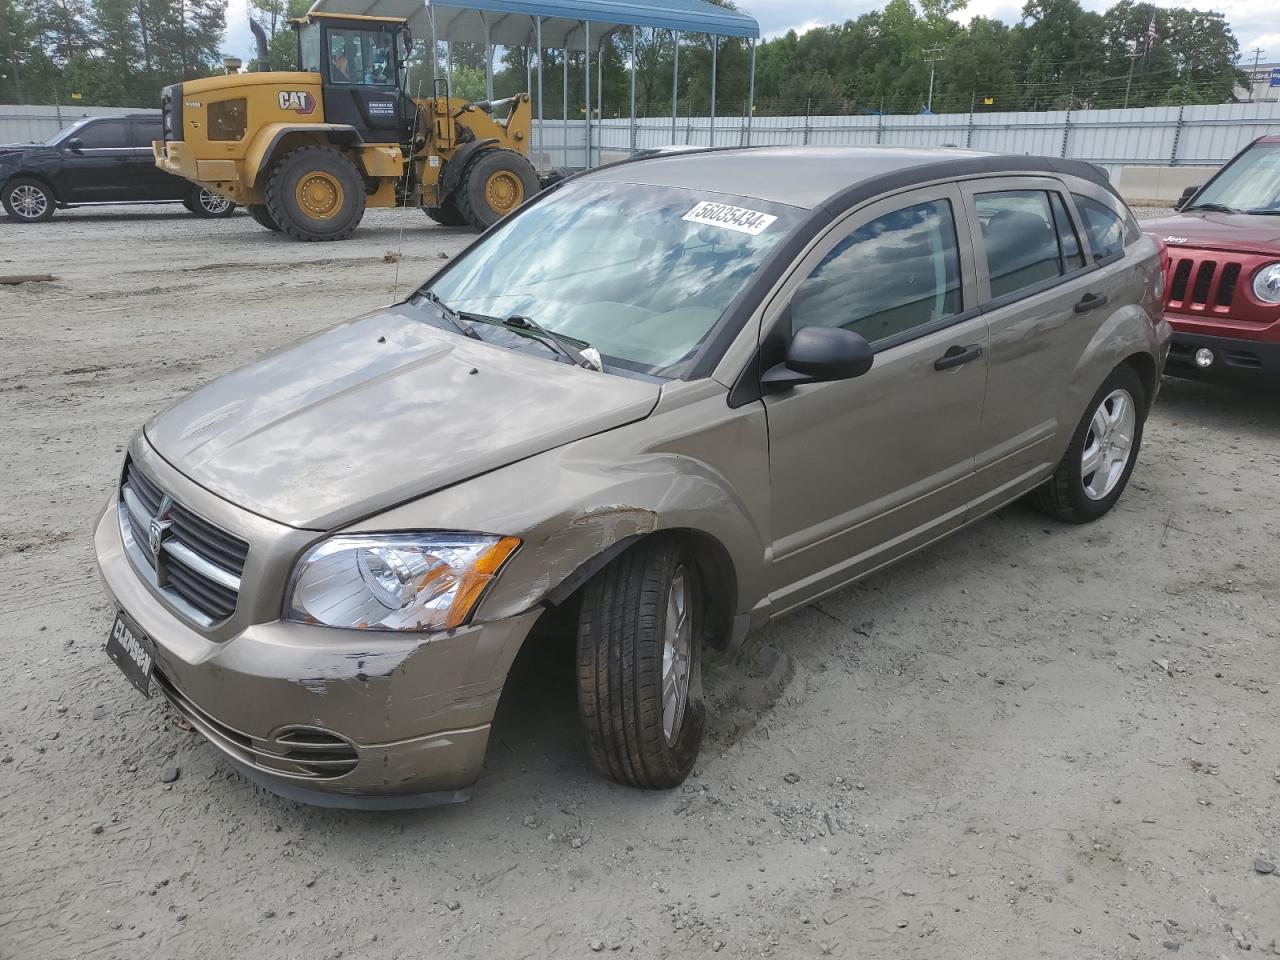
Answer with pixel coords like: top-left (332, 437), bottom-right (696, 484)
top-left (245, 123), bottom-right (363, 188)
top-left (345, 381), bottom-right (771, 631)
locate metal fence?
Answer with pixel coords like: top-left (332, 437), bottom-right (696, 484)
top-left (531, 99), bottom-right (1280, 174)
top-left (0, 104), bottom-right (159, 143)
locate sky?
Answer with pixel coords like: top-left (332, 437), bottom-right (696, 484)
top-left (222, 0), bottom-right (1280, 71)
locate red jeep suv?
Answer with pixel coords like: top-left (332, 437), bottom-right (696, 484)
top-left (1142, 135), bottom-right (1280, 383)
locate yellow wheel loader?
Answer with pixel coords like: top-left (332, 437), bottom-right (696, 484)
top-left (154, 12), bottom-right (538, 240)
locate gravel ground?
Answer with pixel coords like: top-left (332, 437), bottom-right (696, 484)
top-left (1, 203), bottom-right (1278, 960)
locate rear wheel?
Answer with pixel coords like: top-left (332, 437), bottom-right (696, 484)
top-left (264, 145), bottom-right (366, 241)
top-left (423, 198), bottom-right (467, 226)
top-left (455, 149), bottom-right (540, 231)
top-left (2, 177), bottom-right (55, 222)
top-left (185, 185), bottom-right (235, 218)
top-left (576, 537), bottom-right (705, 790)
top-left (247, 203), bottom-right (281, 231)
top-left (1032, 365), bottom-right (1146, 523)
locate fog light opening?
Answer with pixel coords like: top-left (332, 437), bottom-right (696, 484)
top-left (1194, 347), bottom-right (1215, 369)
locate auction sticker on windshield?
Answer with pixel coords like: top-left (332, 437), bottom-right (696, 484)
top-left (682, 201), bottom-right (778, 236)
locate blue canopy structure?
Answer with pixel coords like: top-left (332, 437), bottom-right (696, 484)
top-left (307, 0), bottom-right (762, 169)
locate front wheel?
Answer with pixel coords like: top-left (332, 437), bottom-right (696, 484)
top-left (264, 145), bottom-right (366, 241)
top-left (2, 177), bottom-right (56, 222)
top-left (576, 537), bottom-right (705, 789)
top-left (185, 185), bottom-right (236, 218)
top-left (1032, 365), bottom-right (1147, 523)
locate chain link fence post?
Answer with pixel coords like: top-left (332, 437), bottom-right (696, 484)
top-left (1170, 97), bottom-right (1186, 165)
top-left (802, 98), bottom-right (811, 146)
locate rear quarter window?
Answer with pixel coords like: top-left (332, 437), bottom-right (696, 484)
top-left (1072, 193), bottom-right (1127, 261)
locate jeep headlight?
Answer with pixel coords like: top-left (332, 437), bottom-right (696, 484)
top-left (286, 533), bottom-right (520, 632)
top-left (1253, 262), bottom-right (1280, 304)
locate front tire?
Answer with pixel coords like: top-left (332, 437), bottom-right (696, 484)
top-left (264, 145), bottom-right (366, 241)
top-left (247, 204), bottom-right (281, 231)
top-left (423, 198), bottom-right (467, 226)
top-left (185, 185), bottom-right (236, 218)
top-left (2, 177), bottom-right (56, 222)
top-left (456, 149), bottom-right (540, 231)
top-left (1032, 365), bottom-right (1147, 523)
top-left (576, 537), bottom-right (705, 789)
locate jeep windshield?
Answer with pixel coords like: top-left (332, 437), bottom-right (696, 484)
top-left (417, 180), bottom-right (804, 378)
top-left (1190, 142), bottom-right (1280, 215)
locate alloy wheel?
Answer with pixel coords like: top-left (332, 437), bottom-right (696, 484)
top-left (1081, 388), bottom-right (1136, 500)
top-left (10, 184), bottom-right (49, 220)
top-left (661, 565), bottom-right (693, 744)
top-left (198, 188), bottom-right (232, 215)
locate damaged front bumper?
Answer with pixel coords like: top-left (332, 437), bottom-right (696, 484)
top-left (94, 476), bottom-right (542, 809)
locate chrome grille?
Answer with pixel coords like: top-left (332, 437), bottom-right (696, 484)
top-left (119, 458), bottom-right (248, 626)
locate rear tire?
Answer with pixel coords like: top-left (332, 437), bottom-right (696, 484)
top-left (576, 537), bottom-right (705, 790)
top-left (264, 145), bottom-right (366, 241)
top-left (185, 185), bottom-right (235, 218)
top-left (2, 177), bottom-right (56, 222)
top-left (247, 203), bottom-right (281, 231)
top-left (455, 149), bottom-right (540, 231)
top-left (423, 198), bottom-right (467, 226)
top-left (1032, 365), bottom-right (1146, 523)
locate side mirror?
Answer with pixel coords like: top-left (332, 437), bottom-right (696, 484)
top-left (1175, 185), bottom-right (1199, 211)
top-left (761, 325), bottom-right (874, 390)
top-left (65, 137), bottom-right (83, 153)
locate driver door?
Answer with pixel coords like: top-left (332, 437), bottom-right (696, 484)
top-left (321, 24), bottom-right (405, 143)
top-left (763, 184), bottom-right (990, 614)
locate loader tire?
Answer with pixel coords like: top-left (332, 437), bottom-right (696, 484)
top-left (423, 198), bottom-right (467, 226)
top-left (264, 146), bottom-right (365, 241)
top-left (456, 149), bottom-right (539, 231)
top-left (247, 203), bottom-right (281, 231)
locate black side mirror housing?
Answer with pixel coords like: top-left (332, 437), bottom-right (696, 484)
top-left (761, 325), bottom-right (874, 390)
top-left (1175, 185), bottom-right (1199, 211)
top-left (65, 137), bottom-right (83, 153)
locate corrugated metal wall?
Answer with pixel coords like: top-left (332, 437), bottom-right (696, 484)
top-left (532, 99), bottom-right (1280, 173)
top-left (0, 105), bottom-right (160, 144)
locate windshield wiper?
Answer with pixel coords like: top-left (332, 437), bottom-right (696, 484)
top-left (1243, 208), bottom-right (1280, 216)
top-left (502, 315), bottom-right (603, 371)
top-left (420, 290), bottom-right (481, 340)
top-left (1187, 203), bottom-right (1240, 214)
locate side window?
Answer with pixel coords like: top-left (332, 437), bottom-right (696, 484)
top-left (76, 120), bottom-right (128, 149)
top-left (1072, 193), bottom-right (1126, 262)
top-left (791, 199), bottom-right (962, 348)
top-left (975, 190), bottom-right (1062, 300)
top-left (127, 120), bottom-right (162, 148)
top-left (1049, 193), bottom-right (1085, 272)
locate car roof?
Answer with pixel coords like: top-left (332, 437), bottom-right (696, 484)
top-left (581, 145), bottom-right (1114, 210)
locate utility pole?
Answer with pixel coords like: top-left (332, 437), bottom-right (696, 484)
top-left (1123, 50), bottom-right (1141, 109)
top-left (1249, 47), bottom-right (1264, 103)
top-left (923, 47), bottom-right (945, 113)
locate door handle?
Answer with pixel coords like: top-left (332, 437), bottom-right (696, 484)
top-left (934, 343), bottom-right (984, 371)
top-left (1073, 292), bottom-right (1109, 313)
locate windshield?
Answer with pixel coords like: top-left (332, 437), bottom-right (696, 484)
top-left (44, 118), bottom-right (92, 146)
top-left (423, 180), bottom-right (804, 378)
top-left (1191, 143), bottom-right (1280, 214)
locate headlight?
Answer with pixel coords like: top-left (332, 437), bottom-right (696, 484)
top-left (1253, 262), bottom-right (1280, 304)
top-left (286, 533), bottom-right (520, 632)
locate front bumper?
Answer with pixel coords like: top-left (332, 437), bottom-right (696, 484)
top-left (1166, 329), bottom-right (1280, 384)
top-left (94, 494), bottom-right (542, 808)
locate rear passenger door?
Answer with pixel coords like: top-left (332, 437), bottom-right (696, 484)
top-left (124, 117), bottom-right (187, 200)
top-left (959, 177), bottom-right (1114, 513)
top-left (764, 184), bottom-right (989, 611)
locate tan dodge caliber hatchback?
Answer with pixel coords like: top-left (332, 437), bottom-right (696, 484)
top-left (95, 146), bottom-right (1169, 807)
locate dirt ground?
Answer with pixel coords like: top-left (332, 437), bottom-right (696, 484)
top-left (1, 204), bottom-right (1278, 960)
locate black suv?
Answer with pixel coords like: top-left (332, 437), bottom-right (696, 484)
top-left (1, 114), bottom-right (236, 223)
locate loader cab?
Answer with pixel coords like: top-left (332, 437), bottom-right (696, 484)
top-left (294, 14), bottom-right (412, 144)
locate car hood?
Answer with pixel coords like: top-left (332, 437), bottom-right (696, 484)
top-left (145, 306), bottom-right (662, 529)
top-left (1143, 211), bottom-right (1280, 255)
top-left (0, 143), bottom-right (49, 161)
